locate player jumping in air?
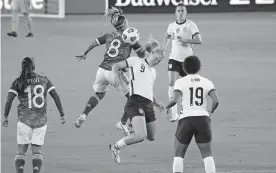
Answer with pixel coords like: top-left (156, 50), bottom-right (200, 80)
top-left (74, 7), bottom-right (145, 135)
top-left (109, 38), bottom-right (164, 164)
top-left (2, 57), bottom-right (66, 173)
top-left (165, 56), bottom-right (219, 173)
top-left (163, 2), bottom-right (202, 122)
top-left (7, 0), bottom-right (34, 37)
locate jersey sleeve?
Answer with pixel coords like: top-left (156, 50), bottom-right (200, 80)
top-left (207, 80), bottom-right (216, 95)
top-left (173, 79), bottom-right (183, 95)
top-left (167, 24), bottom-right (173, 36)
top-left (189, 22), bottom-right (200, 39)
top-left (131, 42), bottom-right (143, 52)
top-left (95, 33), bottom-right (107, 45)
top-left (8, 79), bottom-right (19, 96)
top-left (46, 77), bottom-right (55, 93)
top-left (125, 56), bottom-right (140, 68)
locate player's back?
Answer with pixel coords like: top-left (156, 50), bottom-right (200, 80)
top-left (174, 74), bottom-right (215, 118)
top-left (128, 56), bottom-right (156, 102)
top-left (100, 31), bottom-right (133, 70)
top-left (10, 73), bottom-right (54, 128)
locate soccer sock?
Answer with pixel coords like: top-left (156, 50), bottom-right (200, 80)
top-left (12, 12), bottom-right (19, 32)
top-left (15, 154), bottom-right (25, 173)
top-left (32, 154), bottom-right (43, 173)
top-left (172, 157), bottom-right (184, 173)
top-left (169, 86), bottom-right (178, 116)
top-left (120, 111), bottom-right (128, 125)
top-left (24, 14), bottom-right (34, 33)
top-left (115, 138), bottom-right (127, 149)
top-left (203, 156), bottom-right (216, 173)
top-left (82, 96), bottom-right (99, 115)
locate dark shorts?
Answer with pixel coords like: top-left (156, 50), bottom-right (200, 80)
top-left (124, 94), bottom-right (156, 123)
top-left (168, 59), bottom-right (187, 77)
top-left (175, 116), bottom-right (212, 145)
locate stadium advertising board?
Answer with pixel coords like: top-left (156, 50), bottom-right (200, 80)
top-left (0, 0), bottom-right (45, 13)
top-left (107, 0), bottom-right (276, 13)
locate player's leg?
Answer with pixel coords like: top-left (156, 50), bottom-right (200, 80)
top-left (173, 118), bottom-right (194, 173)
top-left (194, 116), bottom-right (216, 173)
top-left (145, 106), bottom-right (156, 141)
top-left (75, 68), bottom-right (109, 128)
top-left (112, 70), bottom-right (131, 136)
top-left (7, 0), bottom-right (19, 37)
top-left (30, 125), bottom-right (47, 173)
top-left (168, 59), bottom-right (181, 121)
top-left (21, 0), bottom-right (34, 37)
top-left (15, 122), bottom-right (32, 173)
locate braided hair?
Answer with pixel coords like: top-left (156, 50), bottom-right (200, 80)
top-left (18, 57), bottom-right (35, 92)
top-left (105, 6), bottom-right (126, 29)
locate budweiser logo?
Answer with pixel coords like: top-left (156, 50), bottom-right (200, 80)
top-left (229, 0), bottom-right (274, 5)
top-left (114, 0), bottom-right (218, 6)
top-left (0, 0), bottom-right (44, 10)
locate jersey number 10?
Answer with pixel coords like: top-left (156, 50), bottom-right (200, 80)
top-left (24, 85), bottom-right (45, 109)
top-left (189, 87), bottom-right (203, 106)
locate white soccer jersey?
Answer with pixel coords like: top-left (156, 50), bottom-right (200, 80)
top-left (174, 74), bottom-right (215, 119)
top-left (167, 19), bottom-right (200, 62)
top-left (125, 56), bottom-right (156, 102)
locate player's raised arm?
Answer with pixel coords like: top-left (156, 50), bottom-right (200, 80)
top-left (76, 34), bottom-right (107, 61)
top-left (131, 42), bottom-right (146, 58)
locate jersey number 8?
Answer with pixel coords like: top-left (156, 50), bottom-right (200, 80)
top-left (24, 85), bottom-right (45, 109)
top-left (107, 39), bottom-right (121, 58)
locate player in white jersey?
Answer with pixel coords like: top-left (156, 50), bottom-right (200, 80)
top-left (165, 56), bottom-right (219, 173)
top-left (163, 2), bottom-right (202, 122)
top-left (108, 39), bottom-right (165, 164)
top-left (7, 0), bottom-right (34, 37)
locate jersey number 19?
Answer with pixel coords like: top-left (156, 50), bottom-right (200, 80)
top-left (24, 85), bottom-right (45, 109)
top-left (189, 87), bottom-right (203, 106)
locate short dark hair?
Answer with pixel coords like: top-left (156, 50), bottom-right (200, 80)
top-left (183, 56), bottom-right (201, 74)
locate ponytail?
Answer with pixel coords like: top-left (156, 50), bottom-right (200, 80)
top-left (18, 57), bottom-right (35, 92)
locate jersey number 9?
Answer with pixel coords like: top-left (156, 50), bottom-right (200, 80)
top-left (107, 39), bottom-right (121, 58)
top-left (24, 85), bottom-right (45, 109)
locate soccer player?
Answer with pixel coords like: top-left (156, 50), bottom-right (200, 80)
top-left (2, 57), bottom-right (66, 173)
top-left (7, 0), bottom-right (34, 37)
top-left (74, 7), bottom-right (145, 135)
top-left (165, 56), bottom-right (219, 173)
top-left (109, 38), bottom-right (164, 164)
top-left (163, 2), bottom-right (202, 122)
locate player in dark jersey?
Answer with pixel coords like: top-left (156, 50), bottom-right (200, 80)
top-left (2, 57), bottom-right (66, 173)
top-left (74, 7), bottom-right (145, 131)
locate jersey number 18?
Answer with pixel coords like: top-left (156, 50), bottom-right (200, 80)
top-left (24, 85), bottom-right (45, 109)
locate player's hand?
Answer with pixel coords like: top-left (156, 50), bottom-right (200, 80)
top-left (177, 36), bottom-right (189, 46)
top-left (165, 108), bottom-right (172, 121)
top-left (154, 103), bottom-right (164, 112)
top-left (60, 115), bottom-right (66, 124)
top-left (2, 117), bottom-right (8, 127)
top-left (75, 54), bottom-right (87, 61)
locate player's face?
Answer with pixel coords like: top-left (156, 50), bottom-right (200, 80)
top-left (120, 19), bottom-right (129, 30)
top-left (148, 53), bottom-right (164, 67)
top-left (175, 6), bottom-right (186, 21)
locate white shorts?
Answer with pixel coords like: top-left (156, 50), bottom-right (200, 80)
top-left (93, 68), bottom-right (130, 95)
top-left (12, 0), bottom-right (31, 13)
top-left (17, 122), bottom-right (47, 145)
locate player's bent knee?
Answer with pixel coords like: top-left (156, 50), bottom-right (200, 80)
top-left (173, 157), bottom-right (184, 173)
top-left (95, 92), bottom-right (106, 100)
top-left (31, 144), bottom-right (42, 155)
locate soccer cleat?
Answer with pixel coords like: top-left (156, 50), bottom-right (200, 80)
top-left (109, 143), bottom-right (121, 164)
top-left (26, 33), bottom-right (34, 37)
top-left (7, 31), bottom-right (17, 37)
top-left (116, 121), bottom-right (130, 136)
top-left (75, 114), bottom-right (87, 128)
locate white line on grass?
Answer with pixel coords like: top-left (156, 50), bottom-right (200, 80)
top-left (218, 170), bottom-right (276, 173)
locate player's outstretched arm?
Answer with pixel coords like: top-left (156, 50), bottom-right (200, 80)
top-left (49, 89), bottom-right (66, 124)
top-left (75, 40), bottom-right (101, 61)
top-left (208, 90), bottom-right (219, 114)
top-left (165, 90), bottom-right (182, 109)
top-left (153, 97), bottom-right (164, 112)
top-left (2, 92), bottom-right (16, 127)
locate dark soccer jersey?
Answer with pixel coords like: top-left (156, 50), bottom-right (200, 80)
top-left (9, 73), bottom-right (55, 128)
top-left (96, 31), bottom-right (142, 71)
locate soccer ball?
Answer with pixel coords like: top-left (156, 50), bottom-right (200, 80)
top-left (122, 27), bottom-right (140, 45)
